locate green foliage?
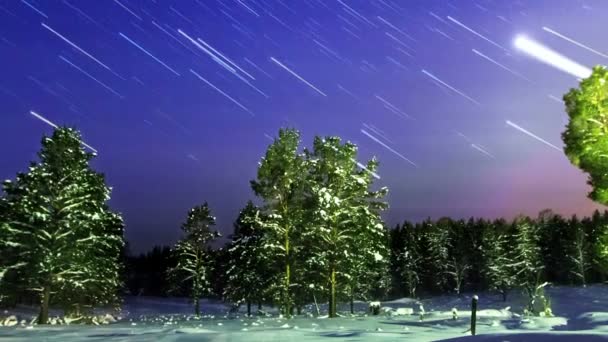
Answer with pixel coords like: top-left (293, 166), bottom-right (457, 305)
top-left (170, 202), bottom-right (220, 316)
top-left (0, 127), bottom-right (124, 322)
top-left (563, 66), bottom-right (608, 205)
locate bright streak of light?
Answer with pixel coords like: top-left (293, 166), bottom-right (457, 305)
top-left (313, 39), bottom-right (344, 62)
top-left (196, 38), bottom-right (255, 79)
top-left (113, 0), bottom-right (142, 20)
top-left (429, 11), bottom-right (448, 24)
top-left (506, 120), bottom-right (561, 151)
top-left (189, 69), bottom-right (254, 116)
top-left (41, 23), bottom-right (124, 79)
top-left (386, 56), bottom-right (408, 71)
top-left (397, 47), bottom-right (413, 58)
top-left (270, 57), bottom-right (327, 96)
top-left (375, 95), bottom-right (411, 118)
top-left (447, 16), bottom-right (509, 52)
top-left (178, 29), bottom-right (237, 73)
top-left (59, 55), bottom-right (124, 99)
top-left (29, 110), bottom-right (97, 152)
top-left (21, 0), bottom-right (48, 18)
top-left (244, 58), bottom-right (273, 79)
top-left (337, 0), bottom-right (377, 27)
top-left (472, 48), bottom-right (531, 82)
top-left (356, 161), bottom-right (381, 180)
top-left (548, 94), bottom-right (564, 104)
top-left (471, 143), bottom-right (495, 159)
top-left (421, 69), bottom-right (481, 106)
top-left (377, 16), bottom-right (416, 42)
top-left (119, 32), bottom-right (180, 76)
top-left (361, 129), bottom-right (417, 167)
top-left (237, 0), bottom-right (260, 17)
top-left (363, 123), bottom-right (393, 144)
top-left (513, 35), bottom-right (592, 79)
top-left (543, 26), bottom-right (608, 59)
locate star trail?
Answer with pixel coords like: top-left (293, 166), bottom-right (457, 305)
top-left (1, 0), bottom-right (607, 252)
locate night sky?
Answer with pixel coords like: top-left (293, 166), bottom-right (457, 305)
top-left (1, 0), bottom-right (606, 253)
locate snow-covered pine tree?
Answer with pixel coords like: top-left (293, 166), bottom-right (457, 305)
top-left (250, 128), bottom-right (308, 317)
top-left (170, 203), bottom-right (220, 316)
top-left (305, 136), bottom-right (388, 318)
top-left (511, 216), bottom-right (545, 313)
top-left (482, 219), bottom-right (515, 301)
top-left (224, 201), bottom-right (272, 316)
top-left (0, 127), bottom-right (124, 323)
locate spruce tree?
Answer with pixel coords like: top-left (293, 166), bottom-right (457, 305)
top-left (0, 127), bottom-right (124, 323)
top-left (170, 203), bottom-right (220, 316)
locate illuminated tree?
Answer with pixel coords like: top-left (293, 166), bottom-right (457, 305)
top-left (0, 127), bottom-right (124, 323)
top-left (170, 203), bottom-right (220, 316)
top-left (563, 66), bottom-right (608, 204)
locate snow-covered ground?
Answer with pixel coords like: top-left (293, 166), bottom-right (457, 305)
top-left (2, 285), bottom-right (608, 341)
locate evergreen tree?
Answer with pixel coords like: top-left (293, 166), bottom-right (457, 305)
top-left (250, 128), bottom-right (307, 317)
top-left (397, 222), bottom-right (421, 298)
top-left (446, 219), bottom-right (472, 295)
top-left (482, 219), bottom-right (515, 301)
top-left (170, 203), bottom-right (220, 316)
top-left (224, 201), bottom-right (272, 315)
top-left (0, 127), bottom-right (124, 323)
top-left (537, 210), bottom-right (570, 283)
top-left (419, 219), bottom-right (449, 293)
top-left (305, 136), bottom-right (388, 317)
top-left (511, 217), bottom-right (545, 312)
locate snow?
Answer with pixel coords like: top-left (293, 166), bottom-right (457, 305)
top-left (2, 285), bottom-right (608, 340)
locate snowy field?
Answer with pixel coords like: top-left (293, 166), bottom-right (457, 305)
top-left (2, 285), bottom-right (608, 341)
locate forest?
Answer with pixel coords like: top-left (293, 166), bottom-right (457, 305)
top-left (2, 125), bottom-right (608, 324)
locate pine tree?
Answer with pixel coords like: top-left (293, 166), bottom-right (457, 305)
top-left (305, 136), bottom-right (388, 317)
top-left (482, 219), bottom-right (515, 301)
top-left (0, 127), bottom-right (124, 323)
top-left (446, 219), bottom-right (472, 296)
top-left (224, 201), bottom-right (272, 315)
top-left (511, 217), bottom-right (545, 313)
top-left (250, 128), bottom-right (308, 317)
top-left (419, 219), bottom-right (449, 293)
top-left (170, 203), bottom-right (220, 316)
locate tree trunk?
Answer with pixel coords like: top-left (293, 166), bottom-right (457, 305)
top-left (284, 228), bottom-right (291, 318)
top-left (258, 302), bottom-right (262, 310)
top-left (296, 306), bottom-right (302, 315)
top-left (329, 267), bottom-right (337, 318)
top-left (38, 286), bottom-right (51, 324)
top-left (350, 296), bottom-right (354, 314)
top-left (502, 290), bottom-right (507, 302)
top-left (247, 301), bottom-right (251, 317)
top-left (194, 297), bottom-right (200, 316)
